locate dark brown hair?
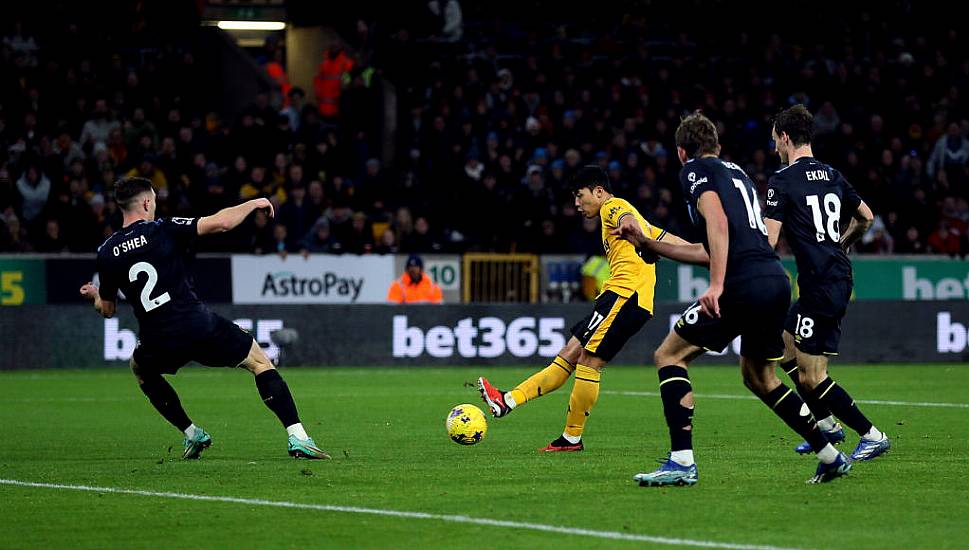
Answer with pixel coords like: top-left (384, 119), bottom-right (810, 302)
top-left (773, 104), bottom-right (815, 146)
top-left (675, 111), bottom-right (720, 158)
top-left (113, 177), bottom-right (154, 211)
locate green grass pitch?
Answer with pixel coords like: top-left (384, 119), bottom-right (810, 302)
top-left (1, 364), bottom-right (968, 549)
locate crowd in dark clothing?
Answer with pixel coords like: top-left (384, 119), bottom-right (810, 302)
top-left (2, 4), bottom-right (967, 257)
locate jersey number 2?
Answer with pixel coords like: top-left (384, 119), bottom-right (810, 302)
top-left (129, 261), bottom-right (171, 312)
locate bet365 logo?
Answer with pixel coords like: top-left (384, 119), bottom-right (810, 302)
top-left (392, 315), bottom-right (565, 358)
top-left (937, 312), bottom-right (969, 353)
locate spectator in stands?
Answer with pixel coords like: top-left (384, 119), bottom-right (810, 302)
top-left (0, 165), bottom-right (13, 212)
top-left (895, 226), bottom-right (925, 254)
top-left (80, 99), bottom-right (120, 148)
top-left (325, 201), bottom-right (354, 251)
top-left (265, 48), bottom-right (292, 107)
top-left (387, 254), bottom-right (443, 304)
top-left (814, 101), bottom-right (841, 135)
top-left (278, 182), bottom-right (312, 248)
top-left (581, 255), bottom-right (609, 300)
top-left (374, 227), bottom-right (400, 254)
top-left (569, 216), bottom-right (603, 258)
top-left (55, 130), bottom-right (86, 171)
top-left (126, 154), bottom-right (167, 191)
top-left (124, 108), bottom-right (158, 152)
top-left (270, 223), bottom-right (298, 257)
top-left (35, 219), bottom-right (67, 253)
top-left (926, 220), bottom-right (963, 257)
top-left (4, 19), bottom-right (39, 68)
top-left (343, 211), bottom-right (375, 254)
top-left (15, 164), bottom-right (50, 226)
top-left (928, 123), bottom-right (969, 187)
top-left (245, 209), bottom-right (276, 254)
top-left (301, 218), bottom-right (336, 256)
top-left (1, 6), bottom-right (967, 262)
top-left (304, 180), bottom-right (326, 221)
top-left (314, 45), bottom-right (354, 121)
top-left (0, 213), bottom-right (32, 252)
top-left (427, 0), bottom-right (463, 42)
top-left (402, 215), bottom-right (444, 253)
top-left (281, 87), bottom-right (306, 131)
top-left (356, 158), bottom-right (388, 215)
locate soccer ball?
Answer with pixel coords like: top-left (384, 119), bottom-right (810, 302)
top-left (446, 404), bottom-right (488, 445)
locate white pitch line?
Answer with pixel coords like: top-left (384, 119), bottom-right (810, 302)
top-left (2, 397), bottom-right (139, 403)
top-left (603, 390), bottom-right (969, 409)
top-left (0, 478), bottom-right (802, 550)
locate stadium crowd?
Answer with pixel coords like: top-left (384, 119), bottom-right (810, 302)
top-left (2, 4), bottom-right (967, 257)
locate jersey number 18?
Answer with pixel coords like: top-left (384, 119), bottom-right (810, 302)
top-left (806, 193), bottom-right (841, 242)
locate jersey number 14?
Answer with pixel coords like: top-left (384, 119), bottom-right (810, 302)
top-left (732, 179), bottom-right (768, 235)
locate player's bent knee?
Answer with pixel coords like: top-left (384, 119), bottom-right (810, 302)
top-left (741, 362), bottom-right (779, 396)
top-left (578, 350), bottom-right (605, 370)
top-left (742, 373), bottom-right (770, 396)
top-left (240, 340), bottom-right (274, 375)
top-left (654, 344), bottom-right (684, 368)
top-left (560, 338), bottom-right (583, 364)
top-left (796, 365), bottom-right (825, 389)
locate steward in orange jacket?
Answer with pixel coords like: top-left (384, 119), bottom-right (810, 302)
top-left (314, 46), bottom-right (354, 118)
top-left (387, 255), bottom-right (443, 304)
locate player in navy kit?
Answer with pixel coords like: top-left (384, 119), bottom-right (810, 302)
top-left (613, 112), bottom-right (851, 485)
top-left (79, 177), bottom-right (328, 460)
top-left (766, 105), bottom-right (890, 461)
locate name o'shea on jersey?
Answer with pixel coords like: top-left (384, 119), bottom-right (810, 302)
top-left (97, 217), bottom-right (205, 328)
top-left (109, 235), bottom-right (149, 256)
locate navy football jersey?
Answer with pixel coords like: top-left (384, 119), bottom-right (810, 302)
top-left (679, 157), bottom-right (785, 283)
top-left (764, 157), bottom-right (862, 287)
top-left (97, 217), bottom-right (207, 334)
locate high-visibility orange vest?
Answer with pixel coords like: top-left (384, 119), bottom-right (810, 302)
top-left (387, 273), bottom-right (443, 304)
top-left (313, 51), bottom-right (354, 117)
top-left (266, 61), bottom-right (292, 106)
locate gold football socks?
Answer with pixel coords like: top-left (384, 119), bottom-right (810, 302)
top-left (506, 356), bottom-right (575, 407)
top-left (563, 364), bottom-right (601, 439)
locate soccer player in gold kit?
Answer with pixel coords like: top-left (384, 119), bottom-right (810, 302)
top-left (478, 165), bottom-right (691, 451)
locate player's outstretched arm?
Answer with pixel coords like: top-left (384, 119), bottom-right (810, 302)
top-left (840, 200), bottom-right (874, 252)
top-left (80, 282), bottom-right (116, 318)
top-left (697, 191), bottom-right (728, 317)
top-left (653, 232), bottom-right (711, 266)
top-left (197, 198), bottom-right (274, 235)
top-left (610, 219), bottom-right (710, 266)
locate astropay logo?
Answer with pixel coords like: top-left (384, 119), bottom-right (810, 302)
top-left (262, 271), bottom-right (364, 301)
top-left (392, 315), bottom-right (566, 359)
top-left (937, 312), bottom-right (969, 353)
